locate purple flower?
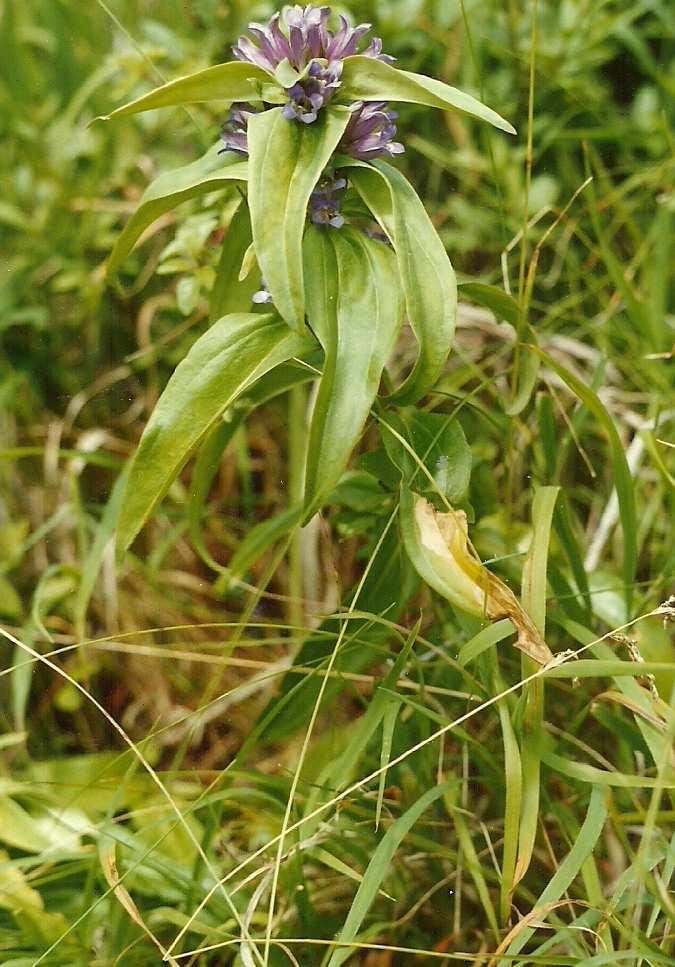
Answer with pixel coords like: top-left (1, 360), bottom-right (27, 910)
top-left (220, 103), bottom-right (260, 154)
top-left (309, 175), bottom-right (347, 229)
top-left (282, 60), bottom-right (343, 124)
top-left (233, 5), bottom-right (394, 124)
top-left (340, 102), bottom-right (405, 160)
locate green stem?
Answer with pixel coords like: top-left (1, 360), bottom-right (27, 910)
top-left (288, 383), bottom-right (306, 629)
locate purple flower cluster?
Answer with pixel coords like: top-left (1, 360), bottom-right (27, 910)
top-left (233, 5), bottom-right (393, 124)
top-left (309, 175), bottom-right (347, 228)
top-left (219, 6), bottom-right (405, 245)
top-left (233, 5), bottom-right (393, 74)
top-left (340, 102), bottom-right (404, 160)
top-left (283, 60), bottom-right (342, 124)
top-left (220, 103), bottom-right (260, 155)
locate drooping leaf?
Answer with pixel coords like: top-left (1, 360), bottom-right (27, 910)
top-left (303, 227), bottom-right (403, 520)
top-left (116, 313), bottom-right (314, 558)
top-left (107, 144), bottom-right (247, 278)
top-left (399, 488), bottom-right (552, 664)
top-left (347, 160), bottom-right (457, 403)
top-left (458, 282), bottom-right (520, 325)
top-left (96, 61), bottom-right (278, 121)
top-left (340, 56), bottom-right (516, 135)
top-left (247, 106), bottom-right (351, 330)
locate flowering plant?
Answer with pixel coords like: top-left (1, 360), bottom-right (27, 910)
top-left (102, 6), bottom-right (547, 663)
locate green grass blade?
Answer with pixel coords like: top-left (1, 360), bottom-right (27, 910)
top-left (327, 782), bottom-right (453, 967)
top-left (535, 349), bottom-right (637, 613)
top-left (505, 785), bottom-right (607, 960)
top-left (515, 486), bottom-right (559, 886)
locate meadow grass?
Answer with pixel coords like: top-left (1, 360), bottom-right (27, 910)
top-left (0, 1), bottom-right (673, 964)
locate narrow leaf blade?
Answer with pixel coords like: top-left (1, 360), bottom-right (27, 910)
top-left (116, 313), bottom-right (313, 557)
top-left (340, 56), bottom-right (516, 135)
top-left (107, 145), bottom-right (247, 278)
top-left (97, 61), bottom-right (274, 120)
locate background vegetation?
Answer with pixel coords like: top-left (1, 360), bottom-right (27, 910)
top-left (1, 0), bottom-right (673, 963)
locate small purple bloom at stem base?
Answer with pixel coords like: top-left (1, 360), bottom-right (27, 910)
top-left (310, 175), bottom-right (347, 229)
top-left (340, 101), bottom-right (405, 160)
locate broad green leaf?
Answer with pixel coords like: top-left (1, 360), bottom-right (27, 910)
top-left (116, 313), bottom-right (314, 558)
top-left (303, 227), bottom-right (403, 519)
top-left (340, 56), bottom-right (516, 135)
top-left (348, 160), bottom-right (457, 403)
top-left (96, 61), bottom-right (276, 120)
top-left (381, 409), bottom-right (471, 502)
top-left (107, 144), bottom-right (247, 278)
top-left (327, 782), bottom-right (452, 967)
top-left (536, 349), bottom-right (637, 612)
top-left (247, 106), bottom-right (351, 330)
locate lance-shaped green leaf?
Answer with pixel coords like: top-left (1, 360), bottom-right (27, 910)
top-left (96, 61), bottom-right (277, 121)
top-left (116, 313), bottom-right (314, 558)
top-left (107, 144), bottom-right (247, 278)
top-left (399, 487), bottom-right (552, 665)
top-left (347, 160), bottom-right (456, 403)
top-left (303, 227), bottom-right (403, 521)
top-left (340, 56), bottom-right (516, 135)
top-left (247, 106), bottom-right (351, 330)
top-left (189, 356), bottom-right (320, 573)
